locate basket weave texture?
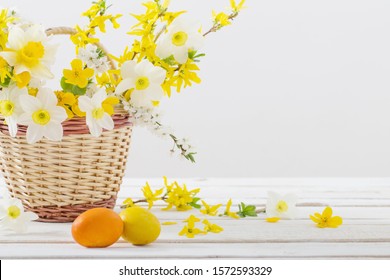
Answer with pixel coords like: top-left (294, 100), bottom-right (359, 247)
top-left (0, 27), bottom-right (132, 222)
top-left (0, 111), bottom-right (132, 222)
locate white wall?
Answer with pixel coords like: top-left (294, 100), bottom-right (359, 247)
top-left (5, 0), bottom-right (390, 177)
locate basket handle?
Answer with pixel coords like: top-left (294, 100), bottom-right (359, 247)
top-left (45, 26), bottom-right (117, 71)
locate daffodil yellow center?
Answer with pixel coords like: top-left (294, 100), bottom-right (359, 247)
top-left (32, 109), bottom-right (51, 125)
top-left (0, 100), bottom-right (15, 117)
top-left (92, 107), bottom-right (104, 119)
top-left (172, 31), bottom-right (188, 46)
top-left (7, 205), bottom-right (21, 219)
top-left (276, 200), bottom-right (288, 213)
top-left (17, 42), bottom-right (45, 68)
top-left (135, 76), bottom-right (150, 90)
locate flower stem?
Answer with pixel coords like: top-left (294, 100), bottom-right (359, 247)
top-left (256, 207), bottom-right (266, 214)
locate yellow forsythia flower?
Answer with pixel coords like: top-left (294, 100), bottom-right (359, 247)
top-left (179, 215), bottom-right (204, 238)
top-left (266, 217), bottom-right (281, 223)
top-left (162, 221), bottom-right (177, 226)
top-left (213, 11), bottom-right (231, 27)
top-left (223, 199), bottom-right (240, 219)
top-left (142, 182), bottom-right (164, 209)
top-left (203, 219), bottom-right (223, 233)
top-left (163, 181), bottom-right (200, 211)
top-left (310, 206), bottom-right (343, 228)
top-left (200, 200), bottom-right (222, 216)
top-left (230, 0), bottom-right (246, 12)
top-left (122, 198), bottom-right (135, 208)
top-left (183, 214), bottom-right (200, 228)
top-left (12, 71), bottom-right (31, 88)
top-left (178, 225), bottom-right (204, 238)
top-left (63, 59), bottom-right (94, 88)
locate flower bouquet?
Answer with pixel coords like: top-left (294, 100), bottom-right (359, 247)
top-left (0, 1), bottom-right (245, 222)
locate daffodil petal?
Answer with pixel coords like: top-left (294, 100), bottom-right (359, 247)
top-left (49, 106), bottom-right (67, 123)
top-left (43, 122), bottom-right (63, 142)
top-left (115, 78), bottom-right (134, 95)
top-left (174, 46), bottom-right (189, 64)
top-left (120, 60), bottom-right (137, 78)
top-left (26, 124), bottom-right (44, 144)
top-left (19, 95), bottom-right (41, 113)
top-left (38, 88), bottom-right (58, 108)
top-left (78, 96), bottom-right (93, 112)
top-left (96, 113), bottom-right (114, 131)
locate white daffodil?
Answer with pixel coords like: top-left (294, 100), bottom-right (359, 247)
top-left (266, 192), bottom-right (298, 219)
top-left (115, 60), bottom-right (166, 107)
top-left (155, 18), bottom-right (204, 64)
top-left (0, 24), bottom-right (57, 79)
top-left (0, 86), bottom-right (27, 137)
top-left (78, 88), bottom-right (114, 137)
top-left (18, 88), bottom-right (67, 144)
top-left (0, 196), bottom-right (38, 233)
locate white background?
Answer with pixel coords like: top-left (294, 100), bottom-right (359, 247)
top-left (4, 0), bottom-right (390, 178)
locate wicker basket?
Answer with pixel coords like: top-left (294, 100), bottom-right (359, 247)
top-left (0, 27), bottom-right (132, 222)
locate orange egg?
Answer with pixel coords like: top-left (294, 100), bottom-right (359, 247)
top-left (71, 208), bottom-right (124, 248)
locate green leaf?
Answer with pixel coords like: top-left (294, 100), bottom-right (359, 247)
top-left (0, 76), bottom-right (11, 87)
top-left (61, 77), bottom-right (87, 95)
top-left (184, 152), bottom-right (196, 163)
top-left (188, 50), bottom-right (206, 62)
top-left (162, 55), bottom-right (176, 66)
top-left (237, 202), bottom-right (258, 218)
top-left (189, 197), bottom-right (201, 209)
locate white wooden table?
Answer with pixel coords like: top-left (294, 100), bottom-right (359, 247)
top-left (1, 178), bottom-right (390, 259)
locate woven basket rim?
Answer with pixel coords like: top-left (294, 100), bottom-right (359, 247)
top-left (0, 110), bottom-right (132, 137)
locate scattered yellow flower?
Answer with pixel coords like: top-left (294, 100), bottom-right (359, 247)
top-left (266, 217), bottom-right (281, 223)
top-left (310, 206), bottom-right (343, 228)
top-left (224, 198), bottom-right (240, 219)
top-left (203, 219), bottom-right (223, 233)
top-left (178, 225), bottom-right (204, 238)
top-left (142, 182), bottom-right (164, 209)
top-left (162, 221), bottom-right (177, 226)
top-left (179, 215), bottom-right (204, 238)
top-left (200, 200), bottom-right (222, 216)
top-left (63, 59), bottom-right (94, 88)
top-left (183, 214), bottom-right (200, 227)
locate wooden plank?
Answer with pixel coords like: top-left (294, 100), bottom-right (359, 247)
top-left (120, 178), bottom-right (390, 189)
top-left (115, 197), bottom-right (390, 207)
top-left (1, 242), bottom-right (390, 259)
top-left (1, 219), bottom-right (390, 244)
top-left (117, 185), bottom-right (390, 200)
